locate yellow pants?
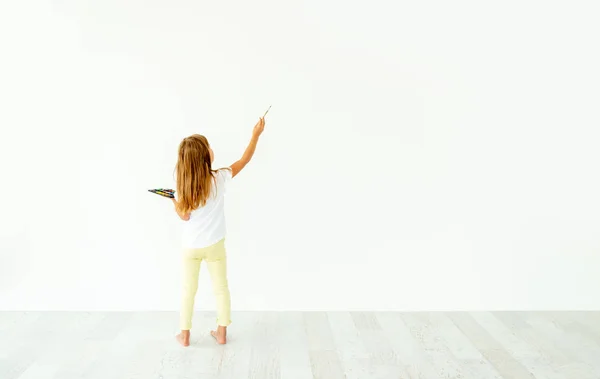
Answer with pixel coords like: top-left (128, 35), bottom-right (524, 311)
top-left (180, 238), bottom-right (231, 330)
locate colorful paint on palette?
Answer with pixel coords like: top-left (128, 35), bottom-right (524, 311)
top-left (149, 189), bottom-right (175, 198)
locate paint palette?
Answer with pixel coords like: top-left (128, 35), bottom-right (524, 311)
top-left (148, 188), bottom-right (175, 198)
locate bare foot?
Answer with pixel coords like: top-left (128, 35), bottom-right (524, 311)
top-left (176, 330), bottom-right (190, 347)
top-left (210, 326), bottom-right (227, 344)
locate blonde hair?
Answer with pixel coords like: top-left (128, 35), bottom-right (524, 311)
top-left (174, 134), bottom-right (229, 215)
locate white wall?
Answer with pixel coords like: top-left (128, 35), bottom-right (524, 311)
top-left (1, 0), bottom-right (599, 311)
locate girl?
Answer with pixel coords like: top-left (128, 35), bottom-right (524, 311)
top-left (171, 116), bottom-right (266, 346)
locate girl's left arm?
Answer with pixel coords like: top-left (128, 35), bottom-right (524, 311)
top-left (171, 198), bottom-right (190, 221)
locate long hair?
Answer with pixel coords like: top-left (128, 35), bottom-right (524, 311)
top-left (174, 134), bottom-right (222, 215)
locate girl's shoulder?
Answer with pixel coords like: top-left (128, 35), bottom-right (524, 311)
top-left (214, 167), bottom-right (233, 190)
top-left (216, 167), bottom-right (232, 179)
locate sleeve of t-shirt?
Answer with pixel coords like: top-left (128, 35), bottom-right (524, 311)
top-left (220, 168), bottom-right (233, 194)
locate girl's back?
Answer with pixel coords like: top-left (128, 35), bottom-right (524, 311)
top-left (181, 169), bottom-right (232, 248)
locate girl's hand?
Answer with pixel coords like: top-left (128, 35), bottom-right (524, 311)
top-left (253, 117), bottom-right (265, 137)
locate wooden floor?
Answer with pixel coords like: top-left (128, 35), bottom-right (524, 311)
top-left (1, 312), bottom-right (599, 379)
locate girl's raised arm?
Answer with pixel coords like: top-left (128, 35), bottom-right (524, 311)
top-left (230, 117), bottom-right (265, 178)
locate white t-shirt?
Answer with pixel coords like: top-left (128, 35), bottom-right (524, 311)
top-left (181, 168), bottom-right (232, 248)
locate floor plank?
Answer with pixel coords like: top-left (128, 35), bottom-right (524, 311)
top-left (278, 312), bottom-right (313, 379)
top-left (493, 311), bottom-right (592, 379)
top-left (330, 311), bottom-right (404, 379)
top-left (248, 312), bottom-right (280, 379)
top-left (447, 312), bottom-right (534, 379)
top-left (470, 311), bottom-right (568, 379)
top-left (376, 312), bottom-right (441, 379)
top-left (303, 312), bottom-right (345, 379)
top-left (402, 312), bottom-right (469, 379)
top-left (429, 313), bottom-right (502, 379)
top-left (524, 312), bottom-right (600, 379)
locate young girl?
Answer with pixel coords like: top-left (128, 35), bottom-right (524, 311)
top-left (170, 116), bottom-right (266, 346)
